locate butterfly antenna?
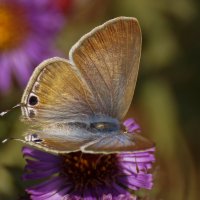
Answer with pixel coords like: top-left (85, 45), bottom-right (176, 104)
top-left (2, 137), bottom-right (26, 144)
top-left (0, 103), bottom-right (23, 117)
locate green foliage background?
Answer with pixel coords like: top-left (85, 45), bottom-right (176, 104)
top-left (0, 0), bottom-right (199, 199)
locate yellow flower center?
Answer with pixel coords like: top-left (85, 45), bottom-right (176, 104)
top-left (0, 4), bottom-right (29, 51)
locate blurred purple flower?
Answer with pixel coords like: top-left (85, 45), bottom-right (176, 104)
top-left (123, 118), bottom-right (141, 133)
top-left (0, 0), bottom-right (65, 92)
top-left (22, 119), bottom-right (155, 199)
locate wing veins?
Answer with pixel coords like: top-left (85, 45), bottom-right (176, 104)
top-left (77, 49), bottom-right (108, 113)
top-left (66, 62), bottom-right (96, 115)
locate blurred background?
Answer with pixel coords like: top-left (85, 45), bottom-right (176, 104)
top-left (0, 0), bottom-right (199, 199)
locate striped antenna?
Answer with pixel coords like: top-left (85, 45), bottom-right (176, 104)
top-left (0, 103), bottom-right (23, 117)
top-left (2, 137), bottom-right (26, 144)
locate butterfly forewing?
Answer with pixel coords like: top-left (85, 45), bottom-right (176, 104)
top-left (21, 58), bottom-right (97, 123)
top-left (70, 17), bottom-right (141, 119)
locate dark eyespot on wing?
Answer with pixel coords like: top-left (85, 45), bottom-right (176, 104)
top-left (29, 95), bottom-right (38, 106)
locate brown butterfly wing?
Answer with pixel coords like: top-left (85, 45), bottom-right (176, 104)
top-left (22, 17), bottom-right (141, 123)
top-left (24, 123), bottom-right (100, 153)
top-left (24, 127), bottom-right (154, 154)
top-left (70, 17), bottom-right (141, 120)
top-left (21, 58), bottom-right (98, 123)
top-left (83, 132), bottom-right (154, 154)
top-left (25, 134), bottom-right (154, 154)
top-left (25, 137), bottom-right (87, 153)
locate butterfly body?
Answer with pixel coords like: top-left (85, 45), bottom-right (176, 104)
top-left (20, 17), bottom-right (154, 154)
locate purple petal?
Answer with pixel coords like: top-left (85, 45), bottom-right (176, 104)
top-left (114, 194), bottom-right (137, 200)
top-left (119, 147), bottom-right (155, 155)
top-left (118, 154), bottom-right (155, 163)
top-left (0, 55), bottom-right (12, 92)
top-left (63, 195), bottom-right (82, 200)
top-left (23, 167), bottom-right (59, 180)
top-left (119, 163), bottom-right (148, 175)
top-left (24, 159), bottom-right (60, 171)
top-left (22, 147), bottom-right (60, 162)
top-left (31, 187), bottom-right (71, 200)
top-left (123, 118), bottom-right (141, 133)
top-left (102, 194), bottom-right (113, 200)
top-left (123, 119), bottom-right (135, 127)
top-left (27, 177), bottom-right (62, 195)
top-left (117, 174), bottom-right (153, 190)
top-left (27, 176), bottom-right (72, 200)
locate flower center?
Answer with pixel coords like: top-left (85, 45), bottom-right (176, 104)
top-left (60, 152), bottom-right (118, 190)
top-left (0, 3), bottom-right (29, 51)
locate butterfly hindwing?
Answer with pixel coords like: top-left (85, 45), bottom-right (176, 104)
top-left (24, 124), bottom-right (153, 154)
top-left (83, 132), bottom-right (154, 154)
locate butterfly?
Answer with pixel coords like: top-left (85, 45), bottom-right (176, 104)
top-left (19, 17), bottom-right (153, 154)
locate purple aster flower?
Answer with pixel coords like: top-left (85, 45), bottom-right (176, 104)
top-left (22, 119), bottom-right (155, 199)
top-left (0, 0), bottom-right (65, 92)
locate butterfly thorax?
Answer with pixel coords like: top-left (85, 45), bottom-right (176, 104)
top-left (91, 122), bottom-right (119, 131)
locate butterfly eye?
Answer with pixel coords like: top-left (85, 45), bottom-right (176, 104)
top-left (28, 95), bottom-right (38, 106)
